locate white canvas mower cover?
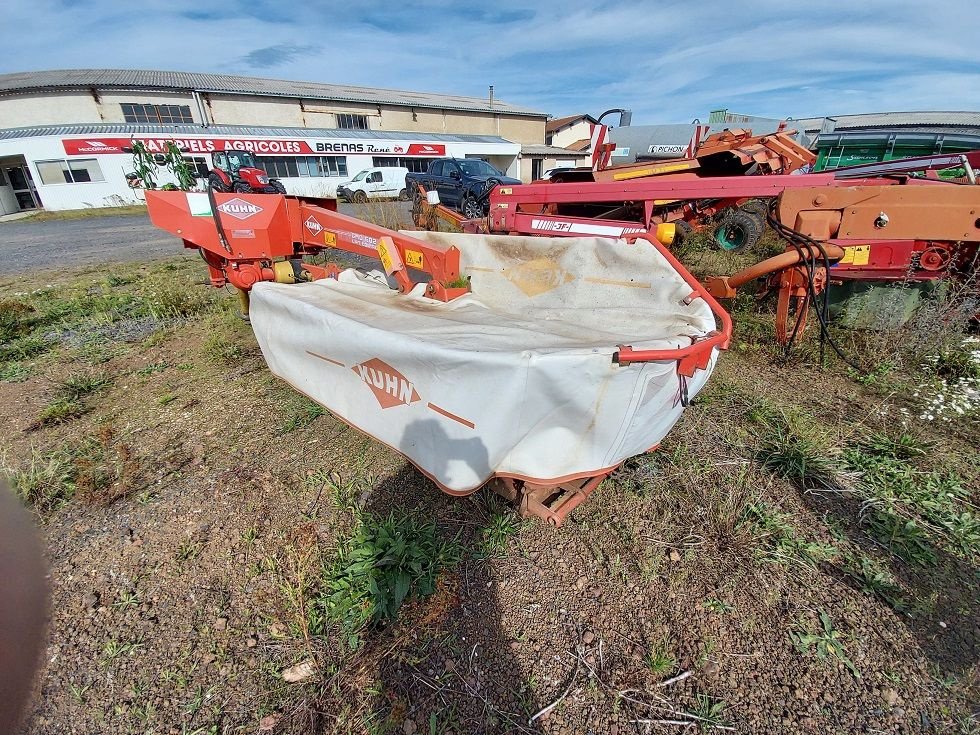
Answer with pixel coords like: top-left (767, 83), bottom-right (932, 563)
top-left (249, 232), bottom-right (725, 494)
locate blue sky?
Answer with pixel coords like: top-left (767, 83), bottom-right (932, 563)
top-left (2, 0), bottom-right (979, 123)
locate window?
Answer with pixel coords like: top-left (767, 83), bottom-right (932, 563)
top-left (372, 156), bottom-right (433, 173)
top-left (429, 161), bottom-right (444, 177)
top-left (183, 156), bottom-right (210, 178)
top-left (121, 103), bottom-right (194, 124)
top-left (35, 158), bottom-right (105, 185)
top-left (531, 158), bottom-right (543, 180)
top-left (256, 156), bottom-right (348, 178)
top-left (336, 113), bottom-right (369, 130)
top-left (367, 171), bottom-right (382, 183)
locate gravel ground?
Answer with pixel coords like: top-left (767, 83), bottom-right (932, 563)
top-left (0, 202), bottom-right (413, 276)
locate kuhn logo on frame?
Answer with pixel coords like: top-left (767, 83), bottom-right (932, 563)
top-left (216, 198), bottom-right (263, 220)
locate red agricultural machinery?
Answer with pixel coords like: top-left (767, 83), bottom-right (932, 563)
top-left (208, 149), bottom-right (286, 194)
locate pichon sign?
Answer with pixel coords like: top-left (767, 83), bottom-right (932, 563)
top-left (62, 137), bottom-right (446, 157)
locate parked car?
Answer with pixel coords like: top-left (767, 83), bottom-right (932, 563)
top-left (405, 158), bottom-right (521, 218)
top-left (337, 166), bottom-right (410, 202)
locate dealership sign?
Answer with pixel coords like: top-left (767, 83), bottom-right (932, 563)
top-left (62, 137), bottom-right (446, 157)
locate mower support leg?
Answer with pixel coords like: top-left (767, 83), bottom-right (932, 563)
top-left (491, 473), bottom-right (609, 526)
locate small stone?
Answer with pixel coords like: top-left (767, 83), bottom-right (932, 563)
top-left (246, 637), bottom-right (257, 648)
top-left (582, 631), bottom-right (595, 644)
top-left (508, 640), bottom-right (520, 651)
top-left (402, 718), bottom-right (417, 735)
top-left (667, 549), bottom-right (681, 562)
top-left (703, 660), bottom-right (720, 677)
top-left (83, 592), bottom-right (100, 610)
top-left (575, 575), bottom-right (588, 590)
top-left (259, 714), bottom-right (280, 731)
top-left (883, 689), bottom-right (900, 706)
top-left (214, 617), bottom-right (228, 632)
top-left (282, 659), bottom-right (316, 683)
top-left (609, 726), bottom-right (618, 735)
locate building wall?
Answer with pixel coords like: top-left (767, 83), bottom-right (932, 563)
top-left (0, 89), bottom-right (546, 144)
top-left (519, 153), bottom-right (588, 182)
top-left (0, 132), bottom-right (521, 210)
top-left (549, 120), bottom-right (592, 148)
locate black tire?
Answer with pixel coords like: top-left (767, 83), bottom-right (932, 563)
top-left (270, 180), bottom-right (286, 195)
top-left (739, 198), bottom-right (769, 217)
top-left (461, 194), bottom-right (485, 220)
top-left (713, 208), bottom-right (763, 251)
top-left (352, 190), bottom-right (368, 204)
top-left (208, 174), bottom-right (228, 193)
top-left (398, 188), bottom-right (408, 201)
top-left (233, 181), bottom-right (252, 194)
top-left (672, 219), bottom-right (694, 245)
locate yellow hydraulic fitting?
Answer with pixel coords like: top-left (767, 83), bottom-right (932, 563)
top-left (655, 222), bottom-right (677, 246)
top-left (273, 260), bottom-right (296, 283)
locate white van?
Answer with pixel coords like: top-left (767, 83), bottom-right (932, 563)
top-left (336, 167), bottom-right (410, 202)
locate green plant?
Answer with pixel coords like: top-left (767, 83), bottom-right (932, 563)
top-left (866, 511), bottom-right (937, 566)
top-left (478, 506), bottom-right (521, 558)
top-left (644, 640), bottom-right (676, 676)
top-left (843, 553), bottom-right (909, 612)
top-left (279, 393), bottom-right (325, 433)
top-left (4, 448), bottom-right (78, 514)
top-left (757, 427), bottom-right (855, 492)
top-left (704, 598), bottom-right (734, 614)
top-left (687, 694), bottom-right (729, 730)
top-left (789, 609), bottom-right (859, 677)
top-left (313, 512), bottom-right (460, 648)
top-left (741, 502), bottom-right (839, 566)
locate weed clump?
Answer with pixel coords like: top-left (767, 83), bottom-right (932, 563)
top-left (313, 513), bottom-right (460, 648)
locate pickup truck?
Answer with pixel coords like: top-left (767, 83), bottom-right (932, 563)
top-left (405, 158), bottom-right (521, 219)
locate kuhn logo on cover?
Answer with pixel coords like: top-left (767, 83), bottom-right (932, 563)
top-left (216, 198), bottom-right (263, 220)
top-left (352, 358), bottom-right (421, 409)
top-left (304, 216), bottom-right (323, 236)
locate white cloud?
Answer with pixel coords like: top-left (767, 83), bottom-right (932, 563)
top-left (1, 0), bottom-right (978, 124)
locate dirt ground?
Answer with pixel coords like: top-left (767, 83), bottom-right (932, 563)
top-left (1, 220), bottom-right (978, 734)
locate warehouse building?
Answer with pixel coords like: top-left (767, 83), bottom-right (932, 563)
top-left (0, 69), bottom-right (551, 213)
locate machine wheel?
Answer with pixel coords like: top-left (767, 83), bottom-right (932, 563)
top-left (270, 180), bottom-right (286, 194)
top-left (672, 219), bottom-right (694, 245)
top-left (233, 181), bottom-right (252, 194)
top-left (461, 194), bottom-right (485, 220)
top-left (352, 190), bottom-right (368, 204)
top-left (208, 174), bottom-right (228, 192)
top-left (398, 188), bottom-right (408, 201)
top-left (713, 209), bottom-right (763, 251)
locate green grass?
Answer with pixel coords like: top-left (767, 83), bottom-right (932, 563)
top-left (279, 393), bottom-right (325, 433)
top-left (3, 448), bottom-right (79, 514)
top-left (477, 500), bottom-right (521, 558)
top-left (687, 694), bottom-right (729, 730)
top-left (844, 437), bottom-right (978, 561)
top-left (789, 609), bottom-right (859, 678)
top-left (756, 427), bottom-right (855, 492)
top-left (311, 512), bottom-right (461, 649)
top-left (644, 639), bottom-right (676, 676)
top-left (37, 370), bottom-right (111, 426)
top-left (741, 501), bottom-right (839, 567)
top-left (842, 553), bottom-right (909, 612)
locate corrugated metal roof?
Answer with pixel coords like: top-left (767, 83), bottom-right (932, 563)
top-left (0, 122), bottom-right (514, 145)
top-left (520, 144), bottom-right (588, 157)
top-left (0, 69), bottom-right (548, 117)
top-left (792, 111), bottom-right (980, 133)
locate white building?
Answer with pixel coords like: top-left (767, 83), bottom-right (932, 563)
top-left (0, 124), bottom-right (521, 213)
top-left (0, 69), bottom-right (553, 213)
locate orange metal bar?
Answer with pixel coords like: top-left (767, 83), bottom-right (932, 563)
top-left (615, 234), bottom-right (733, 376)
